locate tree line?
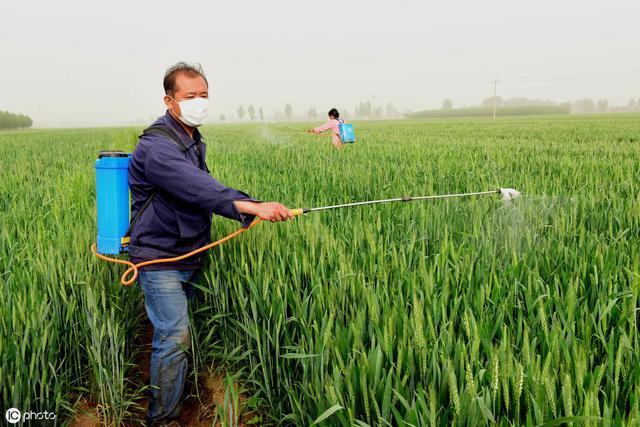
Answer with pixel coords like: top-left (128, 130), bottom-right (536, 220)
top-left (0, 111), bottom-right (33, 129)
top-left (439, 96), bottom-right (640, 114)
top-left (223, 102), bottom-right (405, 122)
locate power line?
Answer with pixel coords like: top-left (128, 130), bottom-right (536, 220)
top-left (502, 67), bottom-right (640, 83)
top-left (360, 67), bottom-right (640, 102)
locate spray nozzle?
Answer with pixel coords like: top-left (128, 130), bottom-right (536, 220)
top-left (499, 188), bottom-right (521, 200)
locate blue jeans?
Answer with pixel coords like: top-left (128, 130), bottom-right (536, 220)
top-left (138, 269), bottom-right (200, 424)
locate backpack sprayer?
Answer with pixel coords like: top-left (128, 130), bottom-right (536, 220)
top-left (91, 150), bottom-right (520, 285)
top-left (94, 151), bottom-right (131, 255)
top-left (336, 120), bottom-right (355, 143)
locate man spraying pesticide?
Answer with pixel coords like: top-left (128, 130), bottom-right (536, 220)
top-left (93, 61), bottom-right (294, 426)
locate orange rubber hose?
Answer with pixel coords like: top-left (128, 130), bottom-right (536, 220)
top-left (91, 218), bottom-right (263, 286)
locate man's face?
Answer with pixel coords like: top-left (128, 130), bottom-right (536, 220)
top-left (164, 72), bottom-right (209, 118)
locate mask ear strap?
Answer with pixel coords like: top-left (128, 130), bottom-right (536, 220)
top-left (168, 96), bottom-right (180, 115)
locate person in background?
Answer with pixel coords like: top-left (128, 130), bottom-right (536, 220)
top-left (308, 108), bottom-right (345, 150)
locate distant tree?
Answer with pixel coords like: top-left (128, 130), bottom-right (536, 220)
top-left (219, 113), bottom-right (226, 121)
top-left (258, 107), bottom-right (264, 121)
top-left (374, 106), bottom-right (383, 118)
top-left (248, 105), bottom-right (256, 121)
top-left (307, 107), bottom-right (318, 119)
top-left (481, 97), bottom-right (503, 108)
top-left (442, 99), bottom-right (453, 110)
top-left (237, 105), bottom-right (245, 120)
top-left (0, 111), bottom-right (33, 129)
top-left (628, 98), bottom-right (637, 110)
top-left (385, 103), bottom-right (399, 117)
top-left (597, 99), bottom-right (608, 113)
top-left (364, 101), bottom-right (372, 118)
top-left (284, 103), bottom-right (293, 120)
top-left (356, 101), bottom-right (372, 119)
top-left (502, 97), bottom-right (556, 107)
top-left (572, 99), bottom-right (594, 113)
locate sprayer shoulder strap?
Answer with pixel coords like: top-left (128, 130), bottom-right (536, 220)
top-left (123, 126), bottom-right (187, 243)
top-left (334, 119), bottom-right (344, 138)
top-left (122, 191), bottom-right (157, 243)
top-left (140, 125), bottom-right (188, 155)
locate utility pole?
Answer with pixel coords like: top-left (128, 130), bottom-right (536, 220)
top-left (371, 93), bottom-right (376, 120)
top-left (491, 77), bottom-right (499, 118)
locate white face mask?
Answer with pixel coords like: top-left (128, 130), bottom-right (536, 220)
top-left (175, 97), bottom-right (209, 127)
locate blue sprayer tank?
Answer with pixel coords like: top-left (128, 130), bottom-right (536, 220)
top-left (95, 151), bottom-right (130, 255)
top-left (338, 123), bottom-right (355, 143)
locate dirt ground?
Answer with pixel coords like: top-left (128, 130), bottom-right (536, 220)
top-left (67, 321), bottom-right (252, 427)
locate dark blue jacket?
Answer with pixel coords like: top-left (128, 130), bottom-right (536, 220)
top-left (128, 111), bottom-right (255, 270)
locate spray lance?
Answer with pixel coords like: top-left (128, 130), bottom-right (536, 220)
top-left (91, 150), bottom-right (520, 285)
top-left (293, 188), bottom-right (521, 214)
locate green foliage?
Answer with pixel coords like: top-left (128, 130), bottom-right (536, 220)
top-left (0, 129), bottom-right (143, 424)
top-left (0, 110), bottom-right (33, 129)
top-left (1, 115), bottom-right (639, 425)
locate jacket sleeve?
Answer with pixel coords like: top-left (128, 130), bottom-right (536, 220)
top-left (313, 121), bottom-right (334, 134)
top-left (143, 139), bottom-right (256, 227)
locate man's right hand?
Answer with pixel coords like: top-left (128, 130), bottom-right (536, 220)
top-left (234, 201), bottom-right (294, 222)
top-left (255, 202), bottom-right (295, 222)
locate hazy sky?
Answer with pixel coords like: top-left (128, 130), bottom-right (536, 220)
top-left (1, 0), bottom-right (639, 127)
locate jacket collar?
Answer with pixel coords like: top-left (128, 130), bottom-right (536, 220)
top-left (164, 110), bottom-right (202, 148)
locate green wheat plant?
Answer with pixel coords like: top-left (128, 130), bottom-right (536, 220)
top-left (1, 114), bottom-right (639, 425)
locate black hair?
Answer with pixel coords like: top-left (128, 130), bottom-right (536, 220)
top-left (328, 108), bottom-right (339, 119)
top-left (163, 61), bottom-right (208, 96)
